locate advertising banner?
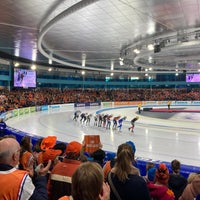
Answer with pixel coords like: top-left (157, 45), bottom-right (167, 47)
top-left (41, 105), bottom-right (48, 111)
top-left (74, 102), bottom-right (101, 107)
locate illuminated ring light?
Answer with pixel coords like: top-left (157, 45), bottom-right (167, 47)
top-left (37, 0), bottom-right (120, 73)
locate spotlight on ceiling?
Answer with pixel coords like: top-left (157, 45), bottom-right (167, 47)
top-left (14, 62), bottom-right (19, 67)
top-left (81, 70), bottom-right (85, 75)
top-left (148, 44), bottom-right (154, 50)
top-left (31, 65), bottom-right (36, 70)
top-left (48, 58), bottom-right (52, 65)
top-left (133, 49), bottom-right (140, 54)
top-left (119, 57), bottom-right (124, 66)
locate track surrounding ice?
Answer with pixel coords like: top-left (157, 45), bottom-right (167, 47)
top-left (6, 105), bottom-right (200, 167)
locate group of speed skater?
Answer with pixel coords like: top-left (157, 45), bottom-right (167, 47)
top-left (73, 110), bottom-right (139, 132)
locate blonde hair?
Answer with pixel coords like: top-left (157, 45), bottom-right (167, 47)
top-left (187, 172), bottom-right (200, 183)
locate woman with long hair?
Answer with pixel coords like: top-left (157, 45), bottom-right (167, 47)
top-left (19, 136), bottom-right (35, 177)
top-left (108, 143), bottom-right (150, 200)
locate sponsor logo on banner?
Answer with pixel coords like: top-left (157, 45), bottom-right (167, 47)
top-left (30, 107), bottom-right (36, 113)
top-left (75, 103), bottom-right (86, 107)
top-left (41, 105), bottom-right (48, 111)
top-left (175, 101), bottom-right (189, 105)
top-left (145, 101), bottom-right (157, 105)
top-left (114, 101), bottom-right (139, 106)
top-left (24, 107), bottom-right (30, 114)
top-left (74, 102), bottom-right (100, 107)
top-left (191, 101), bottom-right (200, 105)
top-left (19, 108), bottom-right (24, 115)
top-left (90, 102), bottom-right (100, 106)
top-left (49, 105), bottom-right (60, 109)
top-left (102, 102), bottom-right (112, 107)
top-left (13, 109), bottom-right (19, 117)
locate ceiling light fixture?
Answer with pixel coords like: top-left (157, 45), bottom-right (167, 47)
top-left (14, 62), bottom-right (19, 67)
top-left (31, 65), bottom-right (36, 70)
top-left (49, 58), bottom-right (52, 65)
top-left (133, 49), bottom-right (140, 54)
top-left (82, 53), bottom-right (86, 67)
top-left (148, 44), bottom-right (154, 50)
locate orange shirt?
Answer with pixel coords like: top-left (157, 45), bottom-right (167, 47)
top-left (0, 169), bottom-right (30, 199)
top-left (48, 159), bottom-right (81, 200)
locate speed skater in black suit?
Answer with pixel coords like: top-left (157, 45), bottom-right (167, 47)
top-left (128, 116), bottom-right (139, 132)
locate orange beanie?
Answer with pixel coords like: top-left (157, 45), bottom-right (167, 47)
top-left (37, 149), bottom-right (62, 164)
top-left (66, 141), bottom-right (82, 154)
top-left (40, 136), bottom-right (57, 151)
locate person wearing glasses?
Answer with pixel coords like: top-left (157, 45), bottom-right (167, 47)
top-left (0, 137), bottom-right (51, 200)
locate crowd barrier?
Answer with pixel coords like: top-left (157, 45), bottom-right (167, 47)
top-left (1, 101), bottom-right (200, 178)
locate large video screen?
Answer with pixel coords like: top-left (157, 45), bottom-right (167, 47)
top-left (186, 73), bottom-right (200, 82)
top-left (14, 68), bottom-right (36, 88)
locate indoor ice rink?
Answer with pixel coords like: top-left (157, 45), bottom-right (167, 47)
top-left (6, 105), bottom-right (200, 168)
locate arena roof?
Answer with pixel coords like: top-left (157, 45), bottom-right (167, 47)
top-left (1, 0), bottom-right (200, 77)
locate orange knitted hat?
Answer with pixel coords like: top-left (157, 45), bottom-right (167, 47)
top-left (40, 136), bottom-right (57, 151)
top-left (37, 149), bottom-right (62, 164)
top-left (66, 141), bottom-right (82, 154)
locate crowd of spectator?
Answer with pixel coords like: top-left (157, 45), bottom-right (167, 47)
top-left (0, 135), bottom-right (200, 200)
top-left (0, 87), bottom-right (199, 113)
top-left (0, 87), bottom-right (200, 199)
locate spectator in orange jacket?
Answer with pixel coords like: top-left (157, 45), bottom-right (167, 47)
top-left (0, 137), bottom-right (51, 200)
top-left (72, 162), bottom-right (110, 200)
top-left (47, 141), bottom-right (84, 200)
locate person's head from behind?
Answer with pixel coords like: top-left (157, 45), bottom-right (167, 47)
top-left (91, 149), bottom-right (106, 166)
top-left (146, 162), bottom-right (155, 172)
top-left (72, 161), bottom-right (104, 200)
top-left (115, 143), bottom-right (135, 182)
top-left (148, 167), bottom-right (156, 182)
top-left (33, 138), bottom-right (43, 153)
top-left (117, 143), bottom-right (135, 159)
top-left (53, 142), bottom-right (66, 156)
top-left (155, 163), bottom-right (169, 185)
top-left (0, 138), bottom-right (20, 167)
top-left (65, 141), bottom-right (82, 160)
top-left (171, 159), bottom-right (180, 174)
top-left (20, 136), bottom-right (32, 152)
